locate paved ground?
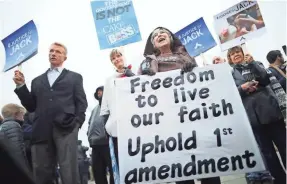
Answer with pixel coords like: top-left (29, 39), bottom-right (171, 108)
top-left (220, 174), bottom-right (246, 184)
top-left (88, 174), bottom-right (247, 184)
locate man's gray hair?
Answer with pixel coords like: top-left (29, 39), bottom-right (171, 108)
top-left (51, 42), bottom-right (68, 55)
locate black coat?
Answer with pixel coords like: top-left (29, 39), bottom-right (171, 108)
top-left (87, 105), bottom-right (109, 146)
top-left (77, 144), bottom-right (88, 160)
top-left (0, 132), bottom-right (35, 184)
top-left (268, 66), bottom-right (286, 92)
top-left (0, 118), bottom-right (26, 159)
top-left (232, 61), bottom-right (283, 126)
top-left (15, 69), bottom-right (88, 143)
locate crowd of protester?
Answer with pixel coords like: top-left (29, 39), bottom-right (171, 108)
top-left (0, 27), bottom-right (286, 184)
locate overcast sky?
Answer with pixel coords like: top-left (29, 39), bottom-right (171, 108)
top-left (0, 0), bottom-right (286, 148)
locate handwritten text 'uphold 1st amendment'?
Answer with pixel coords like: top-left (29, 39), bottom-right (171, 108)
top-left (115, 64), bottom-right (265, 184)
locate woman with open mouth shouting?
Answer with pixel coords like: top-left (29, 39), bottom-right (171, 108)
top-left (138, 27), bottom-right (221, 184)
top-left (138, 27), bottom-right (197, 76)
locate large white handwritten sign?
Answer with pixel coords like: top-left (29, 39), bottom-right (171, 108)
top-left (115, 64), bottom-right (265, 184)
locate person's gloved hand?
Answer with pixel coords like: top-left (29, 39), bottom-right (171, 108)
top-left (181, 62), bottom-right (196, 74)
top-left (141, 58), bottom-right (155, 76)
top-left (124, 67), bottom-right (135, 77)
top-left (142, 68), bottom-right (155, 76)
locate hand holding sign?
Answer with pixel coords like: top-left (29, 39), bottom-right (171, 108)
top-left (123, 66), bottom-right (135, 77)
top-left (13, 70), bottom-right (25, 86)
top-left (181, 62), bottom-right (196, 74)
top-left (244, 54), bottom-right (254, 63)
top-left (140, 57), bottom-right (156, 76)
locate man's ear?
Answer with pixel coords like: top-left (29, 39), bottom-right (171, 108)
top-left (64, 56), bottom-right (67, 61)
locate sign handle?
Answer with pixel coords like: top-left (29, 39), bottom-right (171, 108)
top-left (18, 64), bottom-right (22, 72)
top-left (119, 46), bottom-right (127, 65)
top-left (241, 43), bottom-right (249, 55)
top-left (200, 52), bottom-right (207, 66)
top-left (119, 46), bottom-right (125, 54)
top-left (120, 46), bottom-right (131, 70)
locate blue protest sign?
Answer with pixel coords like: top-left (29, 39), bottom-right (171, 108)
top-left (2, 20), bottom-right (38, 72)
top-left (90, 0), bottom-right (141, 50)
top-left (176, 17), bottom-right (217, 57)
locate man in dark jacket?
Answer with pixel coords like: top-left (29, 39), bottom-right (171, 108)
top-left (88, 86), bottom-right (114, 184)
top-left (13, 42), bottom-right (88, 184)
top-left (0, 103), bottom-right (29, 168)
top-left (266, 50), bottom-right (286, 91)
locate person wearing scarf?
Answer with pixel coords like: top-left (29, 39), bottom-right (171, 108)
top-left (266, 50), bottom-right (286, 92)
top-left (228, 45), bottom-right (286, 184)
top-left (100, 49), bottom-right (135, 168)
top-left (266, 50), bottom-right (287, 119)
top-left (139, 27), bottom-right (221, 184)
